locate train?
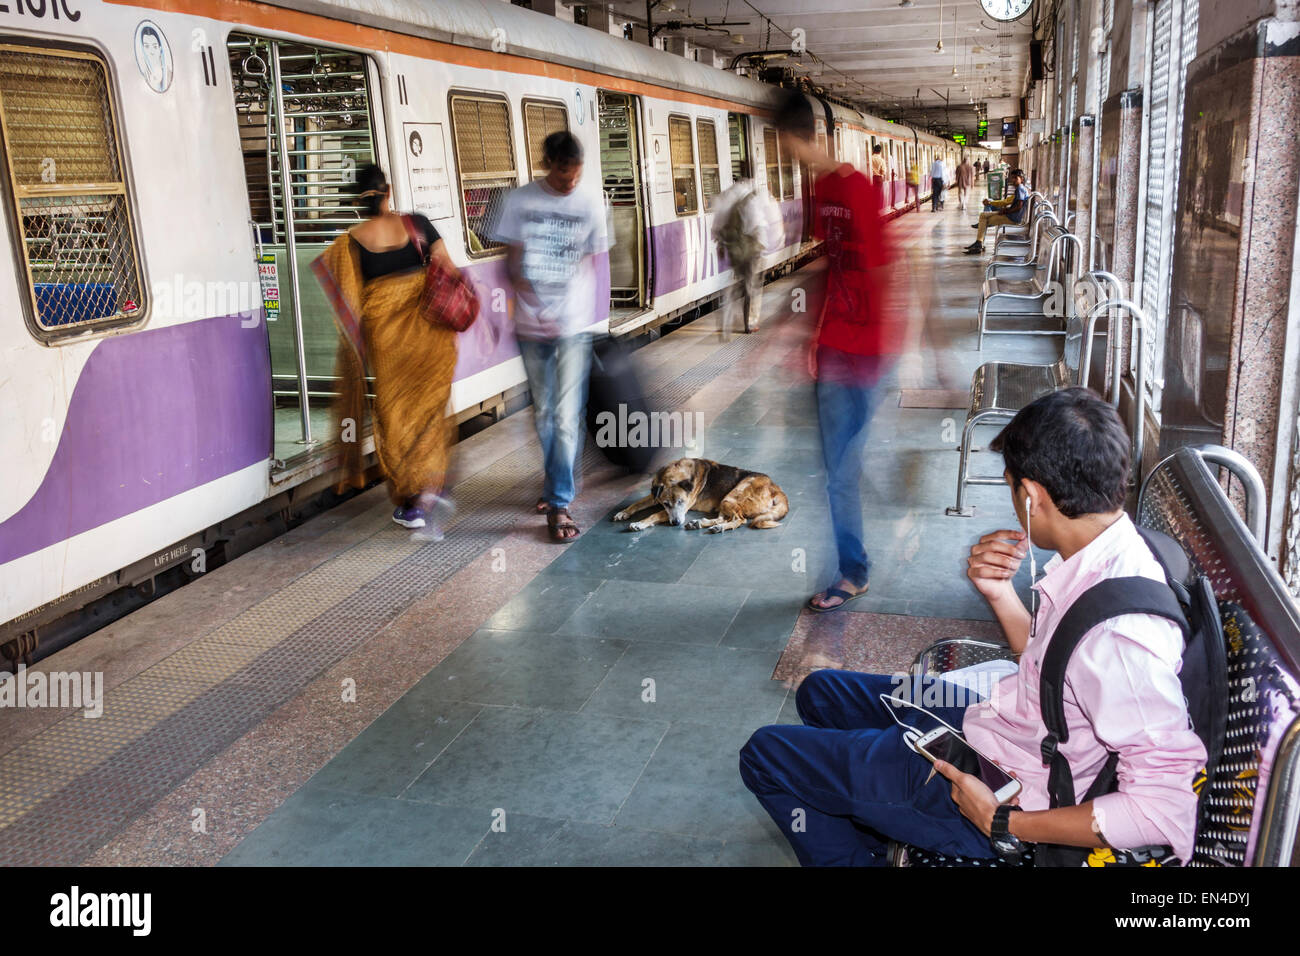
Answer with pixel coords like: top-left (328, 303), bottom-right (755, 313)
top-left (0, 0), bottom-right (986, 659)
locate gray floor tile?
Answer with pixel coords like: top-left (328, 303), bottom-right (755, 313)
top-left (582, 642), bottom-right (787, 729)
top-left (484, 572), bottom-right (605, 633)
top-left (304, 695), bottom-right (483, 799)
top-left (420, 629), bottom-right (628, 711)
top-left (560, 578), bottom-right (750, 644)
top-left (470, 819), bottom-right (725, 866)
top-left (721, 590), bottom-right (806, 651)
top-left (715, 837), bottom-right (801, 867)
top-left (218, 784), bottom-right (489, 866)
top-left (402, 708), bottom-right (668, 824)
top-left (615, 721), bottom-right (782, 844)
top-left (548, 523), bottom-right (710, 583)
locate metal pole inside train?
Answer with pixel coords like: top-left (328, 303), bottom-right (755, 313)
top-left (270, 39), bottom-right (315, 446)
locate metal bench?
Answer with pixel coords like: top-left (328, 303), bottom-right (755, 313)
top-left (992, 200), bottom-right (1054, 258)
top-left (977, 229), bottom-right (1081, 350)
top-left (899, 445), bottom-right (1300, 866)
top-left (950, 292), bottom-right (1142, 516)
top-left (991, 191), bottom-right (1047, 243)
top-left (991, 210), bottom-right (1058, 266)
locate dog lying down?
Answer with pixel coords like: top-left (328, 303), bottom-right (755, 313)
top-left (612, 458), bottom-right (789, 533)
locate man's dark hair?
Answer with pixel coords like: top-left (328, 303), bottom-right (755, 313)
top-left (543, 130), bottom-right (583, 166)
top-left (772, 89), bottom-right (815, 142)
top-left (989, 387), bottom-right (1130, 518)
top-left (872, 143), bottom-right (882, 154)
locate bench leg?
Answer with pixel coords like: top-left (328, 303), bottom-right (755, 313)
top-left (945, 414), bottom-right (980, 516)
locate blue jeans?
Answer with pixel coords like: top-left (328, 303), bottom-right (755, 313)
top-left (815, 346), bottom-right (887, 588)
top-left (739, 670), bottom-right (995, 866)
top-left (518, 334), bottom-right (591, 510)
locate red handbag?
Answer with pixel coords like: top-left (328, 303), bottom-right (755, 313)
top-left (401, 214), bottom-right (480, 333)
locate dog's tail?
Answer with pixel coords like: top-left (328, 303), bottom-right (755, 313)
top-left (748, 486), bottom-right (789, 529)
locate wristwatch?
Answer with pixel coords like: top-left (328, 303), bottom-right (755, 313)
top-left (989, 804), bottom-right (1025, 862)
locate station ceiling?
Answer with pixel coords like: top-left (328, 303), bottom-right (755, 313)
top-left (601, 0), bottom-right (1035, 130)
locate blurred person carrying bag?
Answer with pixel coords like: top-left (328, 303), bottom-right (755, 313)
top-left (401, 214), bottom-right (480, 332)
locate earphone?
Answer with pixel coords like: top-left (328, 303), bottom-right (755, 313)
top-left (1025, 486), bottom-right (1039, 641)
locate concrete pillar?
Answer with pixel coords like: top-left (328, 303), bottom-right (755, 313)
top-left (1158, 16), bottom-right (1300, 566)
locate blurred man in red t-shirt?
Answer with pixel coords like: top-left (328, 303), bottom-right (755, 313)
top-left (773, 91), bottom-right (902, 613)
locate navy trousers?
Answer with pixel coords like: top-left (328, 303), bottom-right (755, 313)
top-left (739, 670), bottom-right (998, 866)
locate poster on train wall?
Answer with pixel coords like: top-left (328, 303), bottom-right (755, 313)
top-left (651, 134), bottom-right (671, 194)
top-left (257, 253), bottom-right (279, 322)
top-left (402, 122), bottom-right (454, 220)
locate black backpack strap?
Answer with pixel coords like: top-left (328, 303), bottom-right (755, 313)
top-left (1039, 576), bottom-right (1190, 808)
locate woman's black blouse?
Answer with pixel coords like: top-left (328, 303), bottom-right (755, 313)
top-left (354, 214), bottom-right (440, 280)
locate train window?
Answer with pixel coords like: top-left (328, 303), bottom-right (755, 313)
top-left (763, 127), bottom-right (780, 198)
top-left (779, 143), bottom-right (794, 200)
top-left (450, 92), bottom-right (517, 256)
top-left (668, 114), bottom-right (697, 216)
top-left (696, 118), bottom-right (721, 210)
top-left (0, 45), bottom-right (146, 339)
top-left (522, 99), bottom-right (568, 181)
top-left (727, 112), bottom-right (749, 182)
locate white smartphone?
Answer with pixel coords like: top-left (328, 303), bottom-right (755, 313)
top-left (915, 727), bottom-right (1023, 803)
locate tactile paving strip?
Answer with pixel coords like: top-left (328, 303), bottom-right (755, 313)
top-left (0, 321), bottom-right (776, 864)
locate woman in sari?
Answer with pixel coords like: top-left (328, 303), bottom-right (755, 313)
top-left (311, 164), bottom-right (459, 537)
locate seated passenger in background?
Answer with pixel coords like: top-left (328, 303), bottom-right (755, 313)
top-left (740, 388), bottom-right (1206, 866)
top-left (965, 167), bottom-right (1028, 255)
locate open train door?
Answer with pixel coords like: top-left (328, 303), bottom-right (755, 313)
top-left (597, 90), bottom-right (648, 326)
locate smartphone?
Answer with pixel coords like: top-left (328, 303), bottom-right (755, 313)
top-left (915, 727), bottom-right (1023, 803)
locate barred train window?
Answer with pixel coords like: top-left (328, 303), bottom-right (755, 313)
top-left (763, 127), bottom-right (779, 198)
top-left (727, 112), bottom-right (746, 182)
top-left (523, 100), bottom-right (568, 181)
top-left (450, 93), bottom-right (517, 256)
top-left (0, 45), bottom-right (145, 336)
top-left (667, 115), bottom-right (696, 216)
top-left (779, 143), bottom-right (794, 200)
top-left (696, 118), bottom-right (720, 210)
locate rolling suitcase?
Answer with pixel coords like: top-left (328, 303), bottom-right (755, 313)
top-left (585, 335), bottom-right (657, 473)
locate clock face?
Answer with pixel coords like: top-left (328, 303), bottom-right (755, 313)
top-left (980, 0), bottom-right (1032, 22)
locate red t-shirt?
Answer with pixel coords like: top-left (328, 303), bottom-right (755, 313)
top-left (813, 165), bottom-right (901, 357)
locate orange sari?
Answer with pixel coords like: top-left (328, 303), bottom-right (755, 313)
top-left (312, 236), bottom-right (458, 503)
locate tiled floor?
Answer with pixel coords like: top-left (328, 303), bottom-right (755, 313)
top-left (5, 200), bottom-right (1061, 867)
top-left (219, 205), bottom-right (1056, 867)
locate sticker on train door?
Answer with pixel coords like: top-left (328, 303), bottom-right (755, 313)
top-left (258, 253), bottom-right (280, 321)
top-left (403, 122), bottom-right (453, 220)
top-left (134, 21), bottom-right (173, 93)
top-left (651, 135), bottom-right (670, 194)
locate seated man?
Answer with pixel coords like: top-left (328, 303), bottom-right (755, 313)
top-left (964, 168), bottom-right (1029, 255)
top-left (739, 388), bottom-right (1206, 866)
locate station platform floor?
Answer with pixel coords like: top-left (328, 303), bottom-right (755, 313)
top-left (0, 198), bottom-right (1058, 866)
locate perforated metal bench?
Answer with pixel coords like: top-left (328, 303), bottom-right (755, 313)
top-left (950, 287), bottom-right (1140, 516)
top-left (977, 229), bottom-right (1081, 350)
top-left (899, 446), bottom-right (1300, 866)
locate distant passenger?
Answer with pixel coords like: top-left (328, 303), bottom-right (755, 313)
top-left (494, 131), bottom-right (608, 542)
top-left (869, 143), bottom-right (887, 189)
top-left (311, 164), bottom-right (459, 539)
top-left (982, 158), bottom-right (990, 179)
top-left (741, 388), bottom-right (1207, 866)
top-left (712, 177), bottom-right (782, 335)
top-left (955, 156), bottom-right (974, 211)
top-left (965, 167), bottom-right (1029, 255)
top-left (771, 90), bottom-right (901, 614)
top-left (929, 155), bottom-right (947, 212)
top-left (905, 161), bottom-right (920, 212)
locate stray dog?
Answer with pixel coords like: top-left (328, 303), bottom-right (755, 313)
top-left (611, 458), bottom-right (788, 533)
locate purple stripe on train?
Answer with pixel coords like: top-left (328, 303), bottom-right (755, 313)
top-left (0, 313), bottom-right (272, 565)
top-left (650, 199), bottom-right (804, 298)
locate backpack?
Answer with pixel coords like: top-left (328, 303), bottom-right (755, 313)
top-left (1033, 526), bottom-right (1228, 867)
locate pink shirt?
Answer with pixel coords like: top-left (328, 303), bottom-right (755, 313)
top-left (963, 515), bottom-right (1207, 861)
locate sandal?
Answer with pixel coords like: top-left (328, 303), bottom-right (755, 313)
top-left (806, 583), bottom-right (869, 614)
top-left (547, 507), bottom-right (581, 543)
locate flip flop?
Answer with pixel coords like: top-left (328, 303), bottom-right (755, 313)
top-left (547, 507), bottom-right (581, 543)
top-left (806, 585), bottom-right (869, 614)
